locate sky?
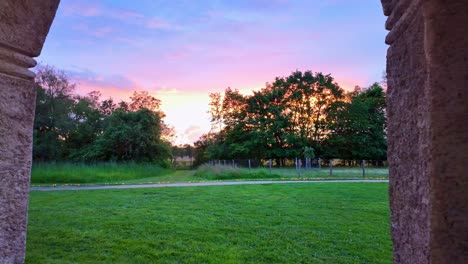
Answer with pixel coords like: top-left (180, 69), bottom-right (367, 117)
top-left (37, 0), bottom-right (388, 145)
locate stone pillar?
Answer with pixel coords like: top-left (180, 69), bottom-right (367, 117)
top-left (382, 0), bottom-right (468, 263)
top-left (0, 1), bottom-right (60, 263)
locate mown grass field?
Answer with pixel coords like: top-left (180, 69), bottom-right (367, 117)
top-left (26, 183), bottom-right (391, 263)
top-left (31, 163), bottom-right (388, 186)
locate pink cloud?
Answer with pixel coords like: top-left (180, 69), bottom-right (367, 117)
top-left (146, 18), bottom-right (176, 30)
top-left (63, 2), bottom-right (143, 21)
top-left (62, 2), bottom-right (101, 17)
top-left (183, 126), bottom-right (204, 144)
top-left (71, 23), bottom-right (115, 37)
top-left (62, 2), bottom-right (178, 32)
top-left (67, 68), bottom-right (138, 92)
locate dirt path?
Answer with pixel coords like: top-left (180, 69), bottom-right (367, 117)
top-left (30, 179), bottom-right (389, 191)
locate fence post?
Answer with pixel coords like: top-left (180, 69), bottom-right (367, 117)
top-left (318, 157), bottom-right (321, 169)
top-left (329, 159), bottom-right (333, 177)
top-left (362, 160), bottom-right (366, 178)
top-left (248, 159), bottom-right (251, 170)
top-left (298, 159), bottom-right (302, 177)
top-left (269, 159), bottom-right (272, 174)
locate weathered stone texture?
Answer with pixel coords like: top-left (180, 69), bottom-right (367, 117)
top-left (0, 74), bottom-right (36, 263)
top-left (423, 1), bottom-right (468, 263)
top-left (0, 0), bottom-right (60, 57)
top-left (0, 1), bottom-right (60, 263)
top-left (385, 1), bottom-right (430, 262)
top-left (383, 0), bottom-right (468, 263)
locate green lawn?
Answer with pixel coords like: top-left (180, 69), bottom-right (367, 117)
top-left (26, 183), bottom-right (391, 263)
top-left (31, 163), bottom-right (388, 186)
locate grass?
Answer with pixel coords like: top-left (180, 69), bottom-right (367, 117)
top-left (31, 163), bottom-right (388, 186)
top-left (31, 162), bottom-right (172, 184)
top-left (26, 183), bottom-right (391, 263)
top-left (194, 164), bottom-right (282, 180)
top-left (194, 164), bottom-right (388, 181)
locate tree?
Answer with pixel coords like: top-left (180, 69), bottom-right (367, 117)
top-left (33, 65), bottom-right (76, 161)
top-left (100, 98), bottom-right (117, 115)
top-left (304, 146), bottom-right (315, 169)
top-left (208, 92), bottom-right (223, 133)
top-left (87, 109), bottom-right (170, 163)
top-left (324, 83), bottom-right (387, 162)
top-left (129, 91), bottom-right (161, 112)
top-left (199, 70), bottom-right (346, 165)
top-left (32, 65), bottom-right (173, 165)
top-left (65, 92), bottom-right (104, 160)
top-left (193, 133), bottom-right (217, 166)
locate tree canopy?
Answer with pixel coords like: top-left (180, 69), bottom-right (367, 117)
top-left (33, 65), bottom-right (171, 165)
top-left (32, 66), bottom-right (386, 167)
top-left (194, 71), bottom-right (387, 165)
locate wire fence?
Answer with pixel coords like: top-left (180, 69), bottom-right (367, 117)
top-left (201, 158), bottom-right (388, 179)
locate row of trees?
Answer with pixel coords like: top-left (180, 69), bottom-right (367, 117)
top-left (33, 66), bottom-right (386, 167)
top-left (33, 66), bottom-right (172, 164)
top-left (194, 71), bottom-right (387, 166)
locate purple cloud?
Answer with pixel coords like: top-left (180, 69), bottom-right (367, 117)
top-left (66, 67), bottom-right (137, 91)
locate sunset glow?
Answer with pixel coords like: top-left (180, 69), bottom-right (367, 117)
top-left (37, 0), bottom-right (387, 144)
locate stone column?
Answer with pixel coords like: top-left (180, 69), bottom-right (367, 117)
top-left (0, 1), bottom-right (60, 263)
top-left (382, 0), bottom-right (468, 263)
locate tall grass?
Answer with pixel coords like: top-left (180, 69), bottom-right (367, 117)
top-left (194, 164), bottom-right (389, 180)
top-left (194, 164), bottom-right (282, 180)
top-left (31, 162), bottom-right (171, 184)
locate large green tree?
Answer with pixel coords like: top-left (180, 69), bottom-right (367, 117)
top-left (201, 70), bottom-right (346, 164)
top-left (324, 83), bottom-right (387, 161)
top-left (65, 92), bottom-right (105, 160)
top-left (33, 65), bottom-right (76, 161)
top-left (86, 108), bottom-right (170, 162)
top-left (32, 65), bottom-right (171, 164)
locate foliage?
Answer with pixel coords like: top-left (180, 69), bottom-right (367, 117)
top-left (304, 146), bottom-right (315, 159)
top-left (196, 70), bottom-right (386, 164)
top-left (32, 65), bottom-right (171, 164)
top-left (83, 109), bottom-right (170, 162)
top-left (33, 66), bottom-right (76, 161)
top-left (27, 183), bottom-right (391, 263)
top-left (323, 83), bottom-right (387, 160)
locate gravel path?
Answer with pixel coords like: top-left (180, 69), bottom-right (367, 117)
top-left (30, 179), bottom-right (389, 191)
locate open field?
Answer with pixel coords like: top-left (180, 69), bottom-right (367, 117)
top-left (26, 183), bottom-right (391, 263)
top-left (31, 163), bottom-right (388, 186)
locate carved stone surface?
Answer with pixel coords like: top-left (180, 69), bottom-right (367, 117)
top-left (0, 1), bottom-right (60, 263)
top-left (423, 1), bottom-right (468, 263)
top-left (0, 73), bottom-right (37, 264)
top-left (0, 1), bottom-right (61, 57)
top-left (382, 0), bottom-right (468, 263)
